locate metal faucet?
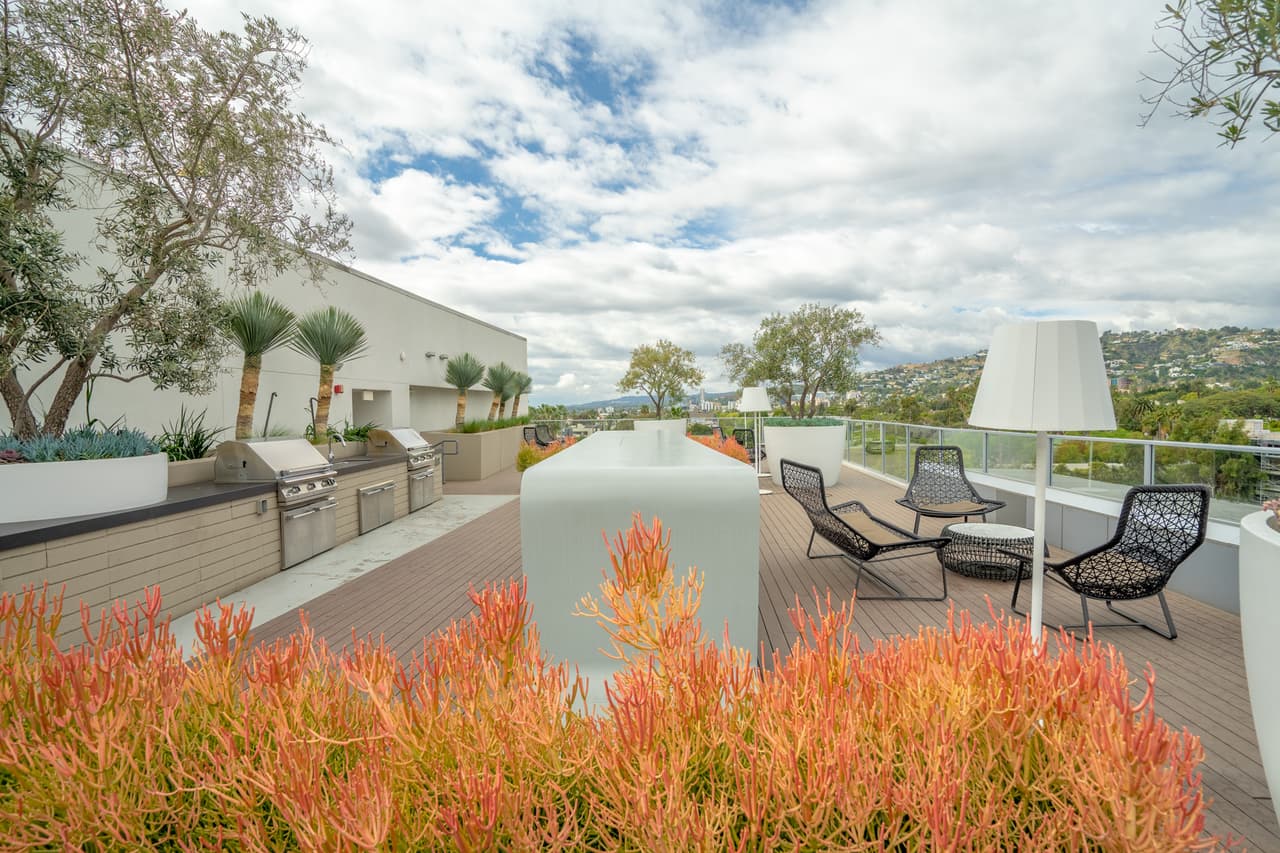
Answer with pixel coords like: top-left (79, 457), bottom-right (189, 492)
top-left (328, 433), bottom-right (347, 462)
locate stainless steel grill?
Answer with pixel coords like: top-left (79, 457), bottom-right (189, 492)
top-left (368, 428), bottom-right (441, 511)
top-left (214, 439), bottom-right (338, 568)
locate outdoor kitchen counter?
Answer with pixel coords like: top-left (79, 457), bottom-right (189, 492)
top-left (0, 455), bottom-right (405, 552)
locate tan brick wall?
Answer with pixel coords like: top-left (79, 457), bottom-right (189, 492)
top-left (0, 459), bottom-right (411, 640)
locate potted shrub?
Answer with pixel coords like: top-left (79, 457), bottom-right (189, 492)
top-left (1241, 499), bottom-right (1280, 828)
top-left (0, 426), bottom-right (167, 522)
top-left (761, 417), bottom-right (847, 486)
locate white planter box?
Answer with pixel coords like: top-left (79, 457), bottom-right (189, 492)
top-left (1240, 509), bottom-right (1280, 829)
top-left (634, 418), bottom-right (687, 435)
top-left (0, 453), bottom-right (169, 523)
top-left (762, 423), bottom-right (847, 486)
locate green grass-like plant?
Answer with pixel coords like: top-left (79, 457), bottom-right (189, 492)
top-left (153, 407), bottom-right (228, 461)
top-left (455, 415), bottom-right (532, 434)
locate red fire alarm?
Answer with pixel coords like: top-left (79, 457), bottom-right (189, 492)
top-left (333, 384), bottom-right (344, 394)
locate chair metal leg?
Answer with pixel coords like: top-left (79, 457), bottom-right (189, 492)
top-left (805, 533), bottom-right (947, 602)
top-left (912, 514), bottom-right (921, 534)
top-left (1103, 592), bottom-right (1178, 640)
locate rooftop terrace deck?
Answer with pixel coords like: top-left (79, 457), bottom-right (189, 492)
top-left (251, 463), bottom-right (1278, 850)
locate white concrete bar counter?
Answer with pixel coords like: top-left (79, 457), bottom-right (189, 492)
top-left (520, 431), bottom-right (759, 695)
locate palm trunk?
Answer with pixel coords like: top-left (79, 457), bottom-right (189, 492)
top-left (499, 399), bottom-right (509, 419)
top-left (236, 354), bottom-right (262, 440)
top-left (314, 363), bottom-right (335, 437)
top-left (488, 394), bottom-right (499, 421)
top-left (455, 391), bottom-right (467, 428)
top-left (511, 393), bottom-right (522, 417)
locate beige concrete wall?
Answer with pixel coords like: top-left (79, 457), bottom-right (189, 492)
top-left (0, 458), bottom-right (412, 642)
top-left (1, 491), bottom-right (280, 640)
top-left (420, 425), bottom-right (524, 481)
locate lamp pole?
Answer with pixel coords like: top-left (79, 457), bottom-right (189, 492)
top-left (1030, 430), bottom-right (1049, 642)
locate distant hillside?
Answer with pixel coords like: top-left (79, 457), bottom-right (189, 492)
top-left (566, 390), bottom-right (739, 412)
top-left (858, 326), bottom-right (1280, 403)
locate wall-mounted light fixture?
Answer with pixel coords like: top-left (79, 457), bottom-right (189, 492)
top-left (438, 353), bottom-right (449, 360)
top-left (424, 351), bottom-right (436, 358)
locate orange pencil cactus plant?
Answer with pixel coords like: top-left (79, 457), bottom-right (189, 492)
top-left (0, 515), bottom-right (1234, 850)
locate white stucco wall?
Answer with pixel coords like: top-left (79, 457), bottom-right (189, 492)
top-left (3, 161), bottom-right (527, 437)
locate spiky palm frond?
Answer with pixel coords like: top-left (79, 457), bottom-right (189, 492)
top-left (445, 353), bottom-right (486, 391)
top-left (291, 306), bottom-right (369, 366)
top-left (483, 362), bottom-right (517, 396)
top-left (222, 291), bottom-right (297, 357)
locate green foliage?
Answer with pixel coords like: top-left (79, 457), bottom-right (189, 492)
top-left (481, 363), bottom-right (518, 420)
top-left (455, 416), bottom-right (532, 434)
top-left (617, 339), bottom-right (704, 420)
top-left (528, 403), bottom-right (567, 421)
top-left (0, 0), bottom-right (350, 438)
top-left (762, 417), bottom-right (845, 427)
top-left (444, 353), bottom-right (486, 391)
top-left (1145, 0), bottom-right (1280, 145)
top-left (222, 291), bottom-right (297, 358)
top-left (721, 303), bottom-right (880, 418)
top-left (0, 425), bottom-right (157, 461)
top-left (338, 420), bottom-right (378, 441)
top-left (290, 307), bottom-right (369, 367)
top-left (153, 407), bottom-right (227, 461)
top-left (688, 422), bottom-right (714, 435)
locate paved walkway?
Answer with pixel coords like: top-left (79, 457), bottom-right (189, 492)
top-left (168, 493), bottom-right (517, 656)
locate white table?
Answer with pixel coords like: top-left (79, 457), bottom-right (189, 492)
top-left (520, 431), bottom-right (759, 702)
top-left (938, 522), bottom-right (1035, 581)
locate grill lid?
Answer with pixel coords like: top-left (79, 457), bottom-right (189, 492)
top-left (214, 439), bottom-right (332, 483)
top-left (367, 427), bottom-right (430, 456)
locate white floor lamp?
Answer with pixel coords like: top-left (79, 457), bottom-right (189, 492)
top-left (967, 320), bottom-right (1115, 642)
top-left (739, 386), bottom-right (772, 495)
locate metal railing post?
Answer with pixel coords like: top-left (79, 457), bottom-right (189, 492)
top-left (879, 422), bottom-right (886, 473)
top-left (904, 428), bottom-right (911, 478)
top-left (1144, 443), bottom-right (1155, 486)
top-left (982, 431), bottom-right (989, 473)
top-left (1047, 436), bottom-right (1055, 486)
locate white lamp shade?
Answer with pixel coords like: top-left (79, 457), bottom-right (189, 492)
top-left (969, 320), bottom-right (1116, 432)
top-left (739, 386), bottom-right (771, 413)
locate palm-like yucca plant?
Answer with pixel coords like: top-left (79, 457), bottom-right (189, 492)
top-left (482, 362), bottom-right (516, 422)
top-left (445, 353), bottom-right (486, 428)
top-left (290, 307), bottom-right (369, 438)
top-left (222, 291), bottom-right (297, 439)
top-left (509, 372), bottom-right (532, 418)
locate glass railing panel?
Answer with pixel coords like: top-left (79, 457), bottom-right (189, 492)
top-left (938, 429), bottom-right (984, 469)
top-left (984, 432), bottom-right (1036, 484)
top-left (877, 423), bottom-right (909, 480)
top-left (1153, 443), bottom-right (1265, 524)
top-left (1047, 437), bottom-right (1143, 502)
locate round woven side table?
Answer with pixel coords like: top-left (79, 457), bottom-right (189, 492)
top-left (938, 522), bottom-right (1034, 581)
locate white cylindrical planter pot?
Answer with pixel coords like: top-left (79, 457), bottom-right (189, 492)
top-left (634, 418), bottom-right (687, 435)
top-left (0, 453), bottom-right (169, 523)
top-left (1240, 509), bottom-right (1280, 830)
top-left (762, 423), bottom-right (847, 486)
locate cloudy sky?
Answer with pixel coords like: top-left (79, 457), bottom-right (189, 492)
top-left (186, 0), bottom-right (1279, 404)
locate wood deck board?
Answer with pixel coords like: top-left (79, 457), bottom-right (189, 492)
top-left (250, 465), bottom-right (1278, 850)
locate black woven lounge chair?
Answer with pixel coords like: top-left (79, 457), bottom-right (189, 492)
top-left (733, 428), bottom-right (760, 463)
top-left (1008, 484), bottom-right (1210, 640)
top-left (522, 425), bottom-right (553, 448)
top-left (895, 445), bottom-right (1005, 534)
top-left (780, 459), bottom-right (950, 601)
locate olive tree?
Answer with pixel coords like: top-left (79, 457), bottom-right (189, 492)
top-left (617, 339), bottom-right (703, 420)
top-left (0, 0), bottom-right (350, 437)
top-left (1145, 0), bottom-right (1280, 145)
top-left (721, 303), bottom-right (880, 419)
